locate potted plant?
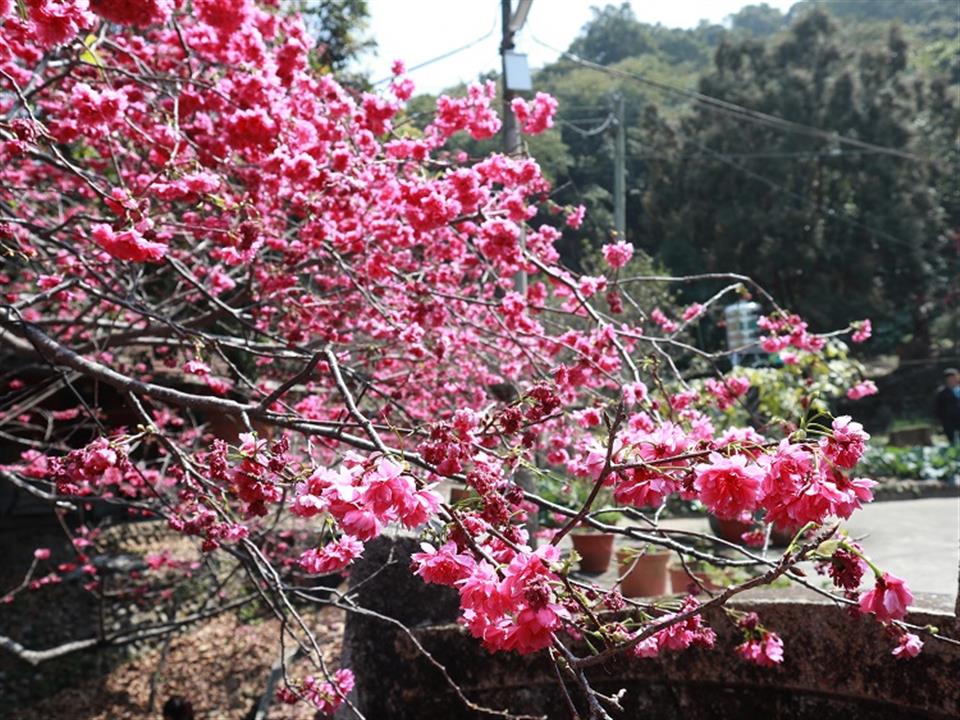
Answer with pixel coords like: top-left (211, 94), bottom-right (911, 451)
top-left (708, 512), bottom-right (799, 547)
top-left (669, 558), bottom-right (725, 594)
top-left (570, 508), bottom-right (620, 574)
top-left (616, 543), bottom-right (671, 597)
top-left (449, 486), bottom-right (475, 505)
top-left (543, 478), bottom-right (621, 575)
top-left (708, 513), bottom-right (754, 544)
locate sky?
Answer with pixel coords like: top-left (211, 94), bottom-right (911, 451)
top-left (352, 0), bottom-right (798, 94)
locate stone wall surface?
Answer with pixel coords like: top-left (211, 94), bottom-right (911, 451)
top-left (337, 536), bottom-right (960, 720)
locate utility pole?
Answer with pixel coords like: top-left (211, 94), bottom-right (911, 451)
top-left (500, 0), bottom-right (527, 297)
top-left (500, 0), bottom-right (522, 158)
top-left (499, 0), bottom-right (537, 546)
top-left (613, 93), bottom-right (626, 239)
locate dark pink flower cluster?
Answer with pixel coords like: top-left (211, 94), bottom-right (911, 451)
top-left (433, 80), bottom-right (502, 140)
top-left (89, 0), bottom-right (172, 26)
top-left (21, 0), bottom-right (95, 49)
top-left (736, 631), bottom-right (785, 667)
top-left (851, 319), bottom-right (872, 344)
top-left (758, 312), bottom-right (826, 354)
top-left (704, 376), bottom-right (750, 410)
top-left (90, 224), bottom-right (168, 263)
top-left (631, 597), bottom-right (717, 658)
top-left (12, 438), bottom-right (150, 498)
top-left (277, 668), bottom-right (354, 714)
top-left (847, 379), bottom-right (878, 400)
top-left (682, 303), bottom-right (705, 322)
top-left (892, 631), bottom-right (923, 660)
top-left (612, 423), bottom-right (690, 507)
top-left (299, 536), bottom-right (364, 575)
top-left (650, 307), bottom-right (678, 333)
top-left (292, 457), bottom-right (441, 542)
top-left (511, 92), bottom-right (558, 135)
top-left (858, 572), bottom-right (913, 623)
top-left (694, 453), bottom-right (764, 521)
top-left (825, 546), bottom-right (867, 591)
top-left (414, 542), bottom-right (568, 655)
top-left (762, 429), bottom-right (874, 529)
top-left (600, 413), bottom-right (874, 531)
top-left (602, 240), bottom-right (634, 269)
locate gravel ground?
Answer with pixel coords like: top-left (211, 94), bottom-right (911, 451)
top-left (1, 518), bottom-right (345, 720)
top-left (12, 606), bottom-right (345, 720)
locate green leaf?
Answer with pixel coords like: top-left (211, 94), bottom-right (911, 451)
top-left (79, 34), bottom-right (104, 69)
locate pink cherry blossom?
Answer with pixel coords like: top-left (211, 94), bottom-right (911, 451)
top-left (0, 0), bottom-right (912, 694)
top-left (25, 0), bottom-right (95, 49)
top-left (183, 360), bottom-right (211, 377)
top-left (851, 319), bottom-right (872, 343)
top-left (846, 380), bottom-right (878, 400)
top-left (299, 536), bottom-right (363, 574)
top-left (601, 241), bottom-right (634, 269)
top-left (412, 542), bottom-right (476, 587)
top-left (89, 0), bottom-right (172, 26)
top-left (650, 307), bottom-right (679, 334)
top-left (858, 572), bottom-right (913, 622)
top-left (682, 303), bottom-right (705, 322)
top-left (694, 452), bottom-right (764, 520)
top-left (565, 204), bottom-right (586, 229)
top-left (892, 632), bottom-right (923, 660)
top-left (510, 92), bottom-right (558, 135)
top-left (736, 631), bottom-right (784, 667)
top-left (821, 416), bottom-right (870, 469)
top-left (90, 224), bottom-right (168, 263)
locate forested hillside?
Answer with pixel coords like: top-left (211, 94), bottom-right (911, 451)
top-left (412, 1), bottom-right (959, 357)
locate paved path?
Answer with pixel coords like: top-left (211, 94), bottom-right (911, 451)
top-left (662, 497), bottom-right (959, 595)
top-left (843, 496), bottom-right (958, 596)
top-left (561, 497), bottom-right (959, 599)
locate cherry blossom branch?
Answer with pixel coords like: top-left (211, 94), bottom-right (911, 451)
top-left (568, 525), bottom-right (836, 670)
top-left (552, 403), bottom-right (625, 544)
top-left (0, 595), bottom-right (255, 667)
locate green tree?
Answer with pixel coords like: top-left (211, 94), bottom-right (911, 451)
top-left (728, 3), bottom-right (787, 37)
top-left (640, 10), bottom-right (957, 356)
top-left (568, 3), bottom-right (653, 66)
top-left (298, 0), bottom-right (375, 73)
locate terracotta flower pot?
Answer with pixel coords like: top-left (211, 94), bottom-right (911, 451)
top-left (449, 487), bottom-right (474, 504)
top-left (571, 532), bottom-right (615, 574)
top-left (770, 524), bottom-right (799, 547)
top-left (669, 565), bottom-right (722, 594)
top-left (709, 515), bottom-right (754, 544)
top-left (709, 513), bottom-right (799, 548)
top-left (616, 547), bottom-right (671, 597)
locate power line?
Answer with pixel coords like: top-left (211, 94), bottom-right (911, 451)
top-left (662, 148), bottom-right (896, 159)
top-left (687, 138), bottom-right (920, 251)
top-left (372, 6), bottom-right (499, 86)
top-left (536, 40), bottom-right (923, 250)
top-left (528, 34), bottom-right (935, 165)
top-left (557, 114), bottom-right (615, 137)
top-left (633, 148), bottom-right (900, 159)
top-left (556, 125), bottom-right (895, 159)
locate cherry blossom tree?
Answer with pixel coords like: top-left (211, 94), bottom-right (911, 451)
top-left (0, 2), bottom-right (947, 717)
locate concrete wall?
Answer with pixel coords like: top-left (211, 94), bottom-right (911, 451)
top-left (337, 536), bottom-right (960, 720)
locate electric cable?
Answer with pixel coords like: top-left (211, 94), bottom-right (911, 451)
top-left (372, 4), bottom-right (499, 86)
top-left (528, 33), bottom-right (935, 165)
